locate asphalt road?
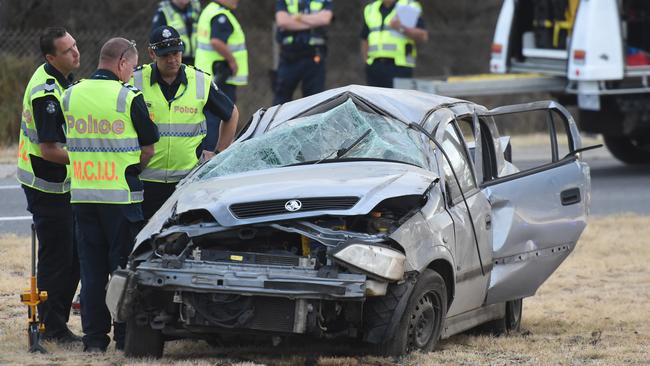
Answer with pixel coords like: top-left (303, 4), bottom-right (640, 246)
top-left (0, 149), bottom-right (648, 236)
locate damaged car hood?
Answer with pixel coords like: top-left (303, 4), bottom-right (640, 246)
top-left (135, 161), bottom-right (437, 249)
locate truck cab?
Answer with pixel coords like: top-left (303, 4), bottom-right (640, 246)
top-left (491, 0), bottom-right (650, 164)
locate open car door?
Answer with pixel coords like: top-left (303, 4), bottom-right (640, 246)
top-left (477, 101), bottom-right (591, 304)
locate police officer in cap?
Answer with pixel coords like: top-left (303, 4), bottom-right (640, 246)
top-left (63, 37), bottom-right (159, 352)
top-left (151, 0), bottom-right (202, 65)
top-left (274, 0), bottom-right (333, 105)
top-left (17, 27), bottom-right (81, 343)
top-left (133, 25), bottom-right (239, 219)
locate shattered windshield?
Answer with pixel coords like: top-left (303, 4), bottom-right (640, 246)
top-left (192, 99), bottom-right (429, 181)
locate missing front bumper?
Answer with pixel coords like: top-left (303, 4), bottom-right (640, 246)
top-left (134, 259), bottom-right (367, 299)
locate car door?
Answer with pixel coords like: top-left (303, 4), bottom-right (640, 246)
top-left (432, 118), bottom-right (492, 317)
top-left (477, 101), bottom-right (590, 305)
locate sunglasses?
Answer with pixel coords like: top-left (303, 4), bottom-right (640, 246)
top-left (119, 39), bottom-right (137, 62)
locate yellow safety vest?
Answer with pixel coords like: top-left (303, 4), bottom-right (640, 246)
top-left (62, 79), bottom-right (143, 204)
top-left (280, 0), bottom-right (326, 46)
top-left (131, 64), bottom-right (210, 183)
top-left (17, 64), bottom-right (71, 193)
top-left (195, 2), bottom-right (249, 85)
top-left (159, 0), bottom-right (201, 60)
top-left (364, 0), bottom-right (421, 68)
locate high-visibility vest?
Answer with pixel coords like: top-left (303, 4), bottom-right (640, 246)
top-left (62, 79), bottom-right (143, 204)
top-left (17, 64), bottom-right (71, 193)
top-left (131, 64), bottom-right (210, 183)
top-left (364, 0), bottom-right (421, 68)
top-left (158, 0), bottom-right (201, 60)
top-left (195, 2), bottom-right (249, 85)
top-left (280, 0), bottom-right (327, 47)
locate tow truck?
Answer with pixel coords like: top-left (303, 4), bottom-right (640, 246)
top-left (397, 0), bottom-right (650, 164)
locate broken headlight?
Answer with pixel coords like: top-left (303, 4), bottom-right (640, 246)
top-left (331, 243), bottom-right (405, 281)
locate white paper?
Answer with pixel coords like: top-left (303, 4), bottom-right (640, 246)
top-left (396, 4), bottom-right (421, 28)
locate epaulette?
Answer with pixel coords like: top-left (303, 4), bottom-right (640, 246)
top-left (120, 81), bottom-right (141, 93)
top-left (188, 64), bottom-right (209, 75)
top-left (43, 78), bottom-right (57, 93)
top-left (134, 64), bottom-right (145, 72)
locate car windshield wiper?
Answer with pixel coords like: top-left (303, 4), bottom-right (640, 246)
top-left (314, 129), bottom-right (372, 164)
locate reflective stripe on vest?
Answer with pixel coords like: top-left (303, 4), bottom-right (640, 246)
top-left (364, 0), bottom-right (419, 68)
top-left (195, 2), bottom-right (248, 85)
top-left (156, 120), bottom-right (207, 137)
top-left (17, 167), bottom-right (70, 193)
top-left (131, 64), bottom-right (210, 183)
top-left (17, 63), bottom-right (71, 194)
top-left (71, 188), bottom-right (143, 204)
top-left (67, 137), bottom-right (141, 152)
top-left (139, 168), bottom-right (193, 182)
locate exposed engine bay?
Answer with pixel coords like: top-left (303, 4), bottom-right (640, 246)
top-left (110, 195), bottom-right (424, 339)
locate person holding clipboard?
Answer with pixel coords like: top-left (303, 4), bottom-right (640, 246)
top-left (361, 0), bottom-right (428, 88)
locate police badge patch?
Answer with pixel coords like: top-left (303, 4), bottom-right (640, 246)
top-left (45, 101), bottom-right (56, 114)
top-left (162, 29), bottom-right (172, 38)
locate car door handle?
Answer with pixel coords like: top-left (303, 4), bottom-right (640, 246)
top-left (485, 215), bottom-right (492, 230)
top-left (561, 188), bottom-right (581, 206)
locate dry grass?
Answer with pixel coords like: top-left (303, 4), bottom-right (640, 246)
top-left (1, 215), bottom-right (649, 365)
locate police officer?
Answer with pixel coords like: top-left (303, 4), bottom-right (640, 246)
top-left (273, 0), bottom-right (333, 105)
top-left (133, 25), bottom-right (239, 219)
top-left (361, 0), bottom-right (428, 88)
top-left (151, 0), bottom-right (202, 65)
top-left (62, 38), bottom-right (159, 352)
top-left (195, 0), bottom-right (248, 103)
top-left (17, 27), bottom-right (81, 343)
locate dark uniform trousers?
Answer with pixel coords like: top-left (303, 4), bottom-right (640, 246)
top-left (366, 58), bottom-right (413, 88)
top-left (143, 181), bottom-right (177, 220)
top-left (273, 55), bottom-right (326, 105)
top-left (22, 186), bottom-right (79, 337)
top-left (73, 202), bottom-right (144, 349)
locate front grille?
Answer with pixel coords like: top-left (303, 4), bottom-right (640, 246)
top-left (230, 196), bottom-right (360, 219)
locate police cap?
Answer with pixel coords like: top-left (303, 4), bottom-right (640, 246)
top-left (149, 25), bottom-right (185, 56)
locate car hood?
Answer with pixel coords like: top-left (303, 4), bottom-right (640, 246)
top-left (135, 161), bottom-right (437, 247)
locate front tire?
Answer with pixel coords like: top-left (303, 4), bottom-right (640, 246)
top-left (124, 316), bottom-right (164, 358)
top-left (383, 269), bottom-right (447, 356)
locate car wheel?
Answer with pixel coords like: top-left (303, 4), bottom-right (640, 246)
top-left (381, 269), bottom-right (447, 356)
top-left (604, 136), bottom-right (650, 164)
top-left (124, 316), bottom-right (164, 358)
top-left (479, 298), bottom-right (523, 335)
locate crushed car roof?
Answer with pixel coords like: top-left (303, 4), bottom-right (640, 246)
top-left (269, 84), bottom-right (469, 125)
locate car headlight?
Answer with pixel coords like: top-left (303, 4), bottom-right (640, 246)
top-left (332, 243), bottom-right (405, 281)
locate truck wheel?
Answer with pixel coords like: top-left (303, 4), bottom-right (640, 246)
top-left (479, 298), bottom-right (523, 335)
top-left (124, 316), bottom-right (164, 358)
top-left (604, 136), bottom-right (650, 164)
top-left (382, 270), bottom-right (447, 356)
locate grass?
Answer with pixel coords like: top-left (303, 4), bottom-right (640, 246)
top-left (0, 215), bottom-right (648, 365)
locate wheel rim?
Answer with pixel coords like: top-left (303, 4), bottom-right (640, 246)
top-left (407, 292), bottom-right (440, 349)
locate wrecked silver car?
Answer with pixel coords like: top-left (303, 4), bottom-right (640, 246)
top-left (107, 85), bottom-right (591, 358)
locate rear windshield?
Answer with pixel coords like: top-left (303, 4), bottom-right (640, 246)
top-left (192, 99), bottom-right (429, 181)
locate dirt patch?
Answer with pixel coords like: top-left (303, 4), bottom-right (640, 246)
top-left (0, 215), bottom-right (648, 365)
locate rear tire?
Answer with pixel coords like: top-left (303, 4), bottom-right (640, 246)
top-left (124, 316), bottom-right (164, 358)
top-left (480, 298), bottom-right (523, 335)
top-left (369, 269), bottom-right (447, 357)
top-left (604, 136), bottom-right (650, 164)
